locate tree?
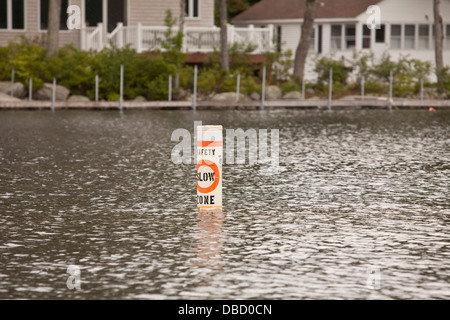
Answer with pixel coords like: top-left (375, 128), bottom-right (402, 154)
top-left (433, 0), bottom-right (444, 90)
top-left (293, 0), bottom-right (317, 81)
top-left (46, 0), bottom-right (62, 58)
top-left (175, 0), bottom-right (186, 89)
top-left (220, 0), bottom-right (229, 71)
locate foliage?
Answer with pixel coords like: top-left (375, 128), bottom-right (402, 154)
top-left (314, 56), bottom-right (349, 86)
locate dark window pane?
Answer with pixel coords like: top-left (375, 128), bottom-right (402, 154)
top-left (85, 0), bottom-right (103, 27)
top-left (391, 25), bottom-right (401, 36)
top-left (40, 0), bottom-right (69, 30)
top-left (363, 25), bottom-right (371, 36)
top-left (405, 25), bottom-right (415, 36)
top-left (375, 24), bottom-right (385, 43)
top-left (12, 0), bottom-right (24, 29)
top-left (345, 25), bottom-right (355, 36)
top-left (0, 0), bottom-right (7, 29)
top-left (419, 24), bottom-right (429, 36)
top-left (41, 0), bottom-right (49, 29)
top-left (60, 0), bottom-right (68, 30)
top-left (185, 0), bottom-right (189, 15)
top-left (331, 25), bottom-right (341, 36)
top-left (193, 0), bottom-right (198, 17)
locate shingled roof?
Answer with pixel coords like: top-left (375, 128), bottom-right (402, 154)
top-left (233, 0), bottom-right (384, 22)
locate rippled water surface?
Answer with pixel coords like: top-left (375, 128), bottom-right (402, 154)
top-left (0, 109), bottom-right (449, 299)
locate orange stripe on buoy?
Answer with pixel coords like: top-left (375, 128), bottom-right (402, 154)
top-left (197, 141), bottom-right (223, 147)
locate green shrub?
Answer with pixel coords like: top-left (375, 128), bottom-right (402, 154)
top-left (314, 56), bottom-right (349, 86)
top-left (281, 81), bottom-right (301, 94)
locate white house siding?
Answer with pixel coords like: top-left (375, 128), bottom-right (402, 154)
top-left (233, 0), bottom-right (450, 82)
top-left (127, 0), bottom-right (213, 28)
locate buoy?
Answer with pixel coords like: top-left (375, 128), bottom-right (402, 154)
top-left (197, 125), bottom-right (223, 212)
top-left (429, 107), bottom-right (436, 112)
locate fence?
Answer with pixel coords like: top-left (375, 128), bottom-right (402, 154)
top-left (81, 23), bottom-right (275, 54)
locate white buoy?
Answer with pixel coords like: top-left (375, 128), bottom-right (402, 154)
top-left (197, 125), bottom-right (223, 212)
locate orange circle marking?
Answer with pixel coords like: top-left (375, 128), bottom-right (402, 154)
top-left (197, 160), bottom-right (220, 194)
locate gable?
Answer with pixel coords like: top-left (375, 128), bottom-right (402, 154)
top-left (233, 0), bottom-right (384, 22)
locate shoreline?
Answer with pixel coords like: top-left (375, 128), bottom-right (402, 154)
top-left (0, 98), bottom-right (450, 110)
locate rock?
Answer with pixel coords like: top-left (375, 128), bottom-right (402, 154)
top-left (67, 95), bottom-right (90, 102)
top-left (0, 91), bottom-right (21, 102)
top-left (339, 95), bottom-right (361, 101)
top-left (34, 83), bottom-right (70, 101)
top-left (174, 88), bottom-right (190, 101)
top-left (249, 92), bottom-right (260, 101)
top-left (212, 92), bottom-right (248, 102)
top-left (282, 91), bottom-right (302, 100)
top-left (133, 95), bottom-right (147, 102)
top-left (265, 85), bottom-right (282, 100)
top-left (308, 96), bottom-right (320, 100)
top-left (0, 81), bottom-right (26, 98)
top-left (306, 88), bottom-right (315, 96)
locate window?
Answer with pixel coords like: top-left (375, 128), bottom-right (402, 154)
top-left (0, 0), bottom-right (6, 29)
top-left (12, 0), bottom-right (24, 29)
top-left (362, 25), bottom-right (371, 49)
top-left (40, 0), bottom-right (69, 30)
top-left (345, 24), bottom-right (356, 49)
top-left (375, 24), bottom-right (385, 43)
top-left (85, 0), bottom-right (103, 27)
top-left (309, 27), bottom-right (316, 51)
top-left (446, 25), bottom-right (450, 49)
top-left (390, 24), bottom-right (401, 49)
top-left (331, 25), bottom-right (342, 50)
top-left (418, 24), bottom-right (430, 49)
top-left (404, 24), bottom-right (415, 49)
top-left (276, 25), bottom-right (282, 53)
top-left (185, 0), bottom-right (199, 18)
top-left (0, 0), bottom-right (25, 30)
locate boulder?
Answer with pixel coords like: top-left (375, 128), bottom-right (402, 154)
top-left (0, 81), bottom-right (26, 98)
top-left (212, 92), bottom-right (248, 102)
top-left (339, 95), bottom-right (361, 101)
top-left (133, 95), bottom-right (147, 102)
top-left (265, 85), bottom-right (282, 100)
top-left (249, 92), bottom-right (260, 101)
top-left (282, 91), bottom-right (302, 100)
top-left (67, 95), bottom-right (90, 102)
top-left (0, 91), bottom-right (21, 102)
top-left (306, 88), bottom-right (315, 96)
top-left (34, 83), bottom-right (70, 101)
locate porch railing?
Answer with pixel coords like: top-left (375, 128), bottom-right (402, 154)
top-left (81, 23), bottom-right (274, 54)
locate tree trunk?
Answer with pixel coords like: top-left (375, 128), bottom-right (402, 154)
top-left (175, 0), bottom-right (186, 89)
top-left (433, 0), bottom-right (444, 90)
top-left (46, 0), bottom-right (62, 58)
top-left (293, 0), bottom-right (317, 81)
top-left (220, 0), bottom-right (229, 71)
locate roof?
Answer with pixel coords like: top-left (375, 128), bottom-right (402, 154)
top-left (232, 0), bottom-right (384, 22)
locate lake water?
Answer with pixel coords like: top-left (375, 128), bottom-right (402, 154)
top-left (0, 109), bottom-right (449, 299)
